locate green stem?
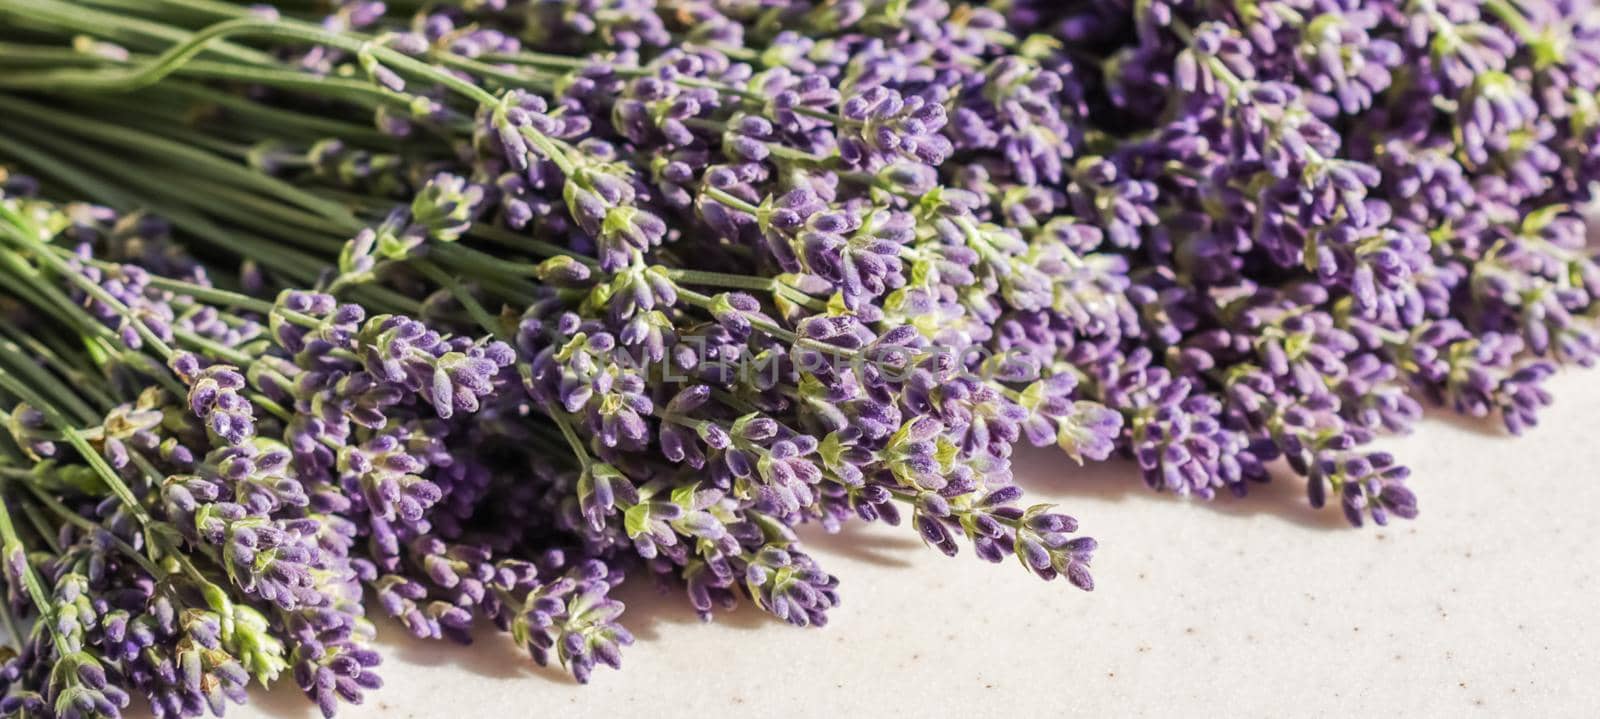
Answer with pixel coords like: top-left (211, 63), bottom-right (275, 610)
top-left (154, 81), bottom-right (398, 145)
top-left (665, 268), bottom-right (777, 293)
top-left (414, 260), bottom-right (505, 340)
top-left (703, 186), bottom-right (763, 216)
top-left (428, 51), bottom-right (557, 94)
top-left (0, 42), bottom-right (120, 67)
top-left (0, 335), bottom-right (101, 426)
top-left (65, 250), bottom-right (321, 327)
top-left (0, 206), bottom-right (178, 359)
top-left (0, 5), bottom-right (603, 186)
top-left (0, 324), bottom-right (115, 411)
top-left (21, 480), bottom-right (164, 578)
top-left (472, 52), bottom-right (835, 123)
top-left (148, 172), bottom-right (353, 248)
top-left (0, 569), bottom-right (19, 650)
top-left (19, 501), bottom-right (62, 554)
top-left (467, 224), bottom-right (601, 267)
top-left (0, 366), bottom-right (152, 527)
top-left (430, 243), bottom-right (540, 280)
top-left (549, 410), bottom-right (594, 470)
top-left (0, 127), bottom-right (142, 209)
top-left (171, 327), bottom-right (253, 367)
top-left (675, 286), bottom-right (856, 359)
top-left (153, 58), bottom-right (398, 107)
top-left (247, 392), bottom-right (293, 423)
top-left (0, 254), bottom-right (125, 378)
top-left (0, 94), bottom-right (359, 227)
top-left (0, 4), bottom-right (501, 111)
top-left (0, 491), bottom-right (72, 654)
top-left (0, 0), bottom-right (279, 66)
top-left (0, 121), bottom-right (418, 314)
top-left (1483, 0), bottom-right (1540, 41)
top-left (0, 5), bottom-right (267, 83)
top-left (48, 93), bottom-right (281, 153)
top-left (0, 246), bottom-right (146, 377)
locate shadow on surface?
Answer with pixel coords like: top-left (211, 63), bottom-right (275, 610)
top-left (603, 576), bottom-right (774, 644)
top-left (1419, 403), bottom-right (1510, 437)
top-left (386, 618), bottom-right (571, 683)
top-left (359, 411), bottom-right (1524, 683)
top-left (249, 679), bottom-right (321, 719)
top-left (244, 616), bottom-right (568, 717)
top-left (798, 523), bottom-right (922, 569)
top-left (1009, 446), bottom-right (1350, 531)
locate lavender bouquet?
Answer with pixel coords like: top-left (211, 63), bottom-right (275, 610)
top-left (0, 0), bottom-right (1595, 716)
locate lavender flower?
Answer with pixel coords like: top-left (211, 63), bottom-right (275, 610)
top-left (6, 1), bottom-right (1600, 712)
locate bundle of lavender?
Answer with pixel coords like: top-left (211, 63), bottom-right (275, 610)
top-left (0, 0), bottom-right (1596, 716)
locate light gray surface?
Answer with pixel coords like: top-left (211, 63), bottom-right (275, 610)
top-left (239, 369), bottom-right (1600, 718)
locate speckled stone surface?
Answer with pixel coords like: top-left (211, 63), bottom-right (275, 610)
top-left (238, 370), bottom-right (1600, 718)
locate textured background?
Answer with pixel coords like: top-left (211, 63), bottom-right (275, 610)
top-left (235, 370), bottom-right (1600, 718)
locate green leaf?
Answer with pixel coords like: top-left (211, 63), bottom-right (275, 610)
top-left (1019, 379), bottom-right (1046, 411)
top-left (601, 205), bottom-right (637, 239)
top-left (623, 503), bottom-right (650, 539)
top-left (818, 431), bottom-right (845, 472)
top-left (934, 436), bottom-right (959, 472)
top-left (1056, 423), bottom-right (1087, 465)
top-left (670, 483), bottom-right (700, 510)
top-left (1522, 204), bottom-right (1569, 234)
top-left (57, 465), bottom-right (106, 495)
top-left (1020, 503), bottom-right (1053, 523)
top-left (756, 449), bottom-right (775, 483)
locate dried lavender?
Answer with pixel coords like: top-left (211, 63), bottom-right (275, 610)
top-left (0, 0), bottom-right (1594, 716)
